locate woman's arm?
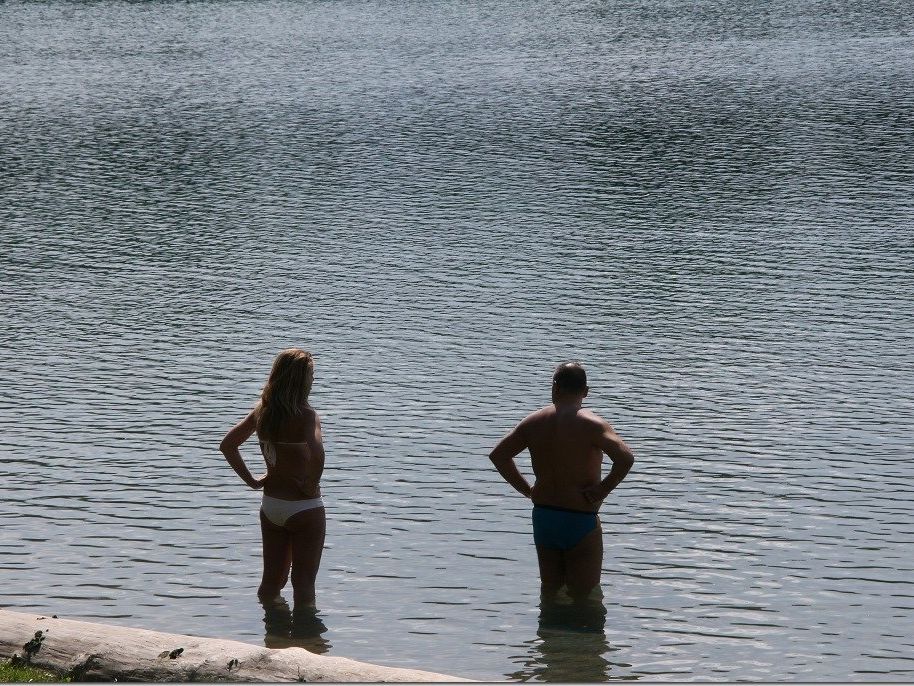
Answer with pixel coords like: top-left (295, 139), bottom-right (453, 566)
top-left (307, 411), bottom-right (326, 485)
top-left (219, 410), bottom-right (265, 489)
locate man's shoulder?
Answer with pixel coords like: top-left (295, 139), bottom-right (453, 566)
top-left (577, 408), bottom-right (610, 430)
top-left (523, 405), bottom-right (555, 423)
top-left (516, 406), bottom-right (552, 433)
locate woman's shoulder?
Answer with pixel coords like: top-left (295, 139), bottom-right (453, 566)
top-left (294, 405), bottom-right (320, 433)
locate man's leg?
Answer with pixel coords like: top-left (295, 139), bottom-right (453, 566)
top-left (563, 521), bottom-right (603, 602)
top-left (535, 545), bottom-right (566, 600)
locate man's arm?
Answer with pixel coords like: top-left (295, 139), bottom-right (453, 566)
top-left (488, 423), bottom-right (533, 498)
top-left (582, 421), bottom-right (634, 504)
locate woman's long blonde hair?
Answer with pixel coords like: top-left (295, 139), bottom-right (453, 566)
top-left (255, 348), bottom-right (314, 438)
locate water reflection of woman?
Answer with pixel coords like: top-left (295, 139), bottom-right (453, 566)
top-left (220, 349), bottom-right (326, 613)
top-left (261, 597), bottom-right (331, 654)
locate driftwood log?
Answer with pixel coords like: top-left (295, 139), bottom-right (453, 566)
top-left (0, 609), bottom-right (469, 682)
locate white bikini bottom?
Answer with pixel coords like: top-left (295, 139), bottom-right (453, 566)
top-left (261, 494), bottom-right (324, 527)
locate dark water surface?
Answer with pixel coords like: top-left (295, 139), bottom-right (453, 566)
top-left (2, 0), bottom-right (913, 680)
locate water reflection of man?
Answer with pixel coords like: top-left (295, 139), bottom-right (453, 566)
top-left (261, 597), bottom-right (331, 654)
top-left (508, 594), bottom-right (613, 682)
top-left (489, 362), bottom-right (634, 601)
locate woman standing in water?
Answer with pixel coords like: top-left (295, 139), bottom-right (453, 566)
top-left (220, 348), bottom-right (325, 611)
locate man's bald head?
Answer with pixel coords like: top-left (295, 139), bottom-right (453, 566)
top-left (552, 362), bottom-right (588, 397)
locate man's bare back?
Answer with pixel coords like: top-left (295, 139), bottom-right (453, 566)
top-left (524, 404), bottom-right (623, 513)
top-left (489, 362), bottom-right (634, 600)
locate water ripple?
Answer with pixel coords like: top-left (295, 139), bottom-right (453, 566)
top-left (2, 0), bottom-right (913, 681)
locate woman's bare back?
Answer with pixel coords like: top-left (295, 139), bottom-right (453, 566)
top-left (259, 407), bottom-right (325, 500)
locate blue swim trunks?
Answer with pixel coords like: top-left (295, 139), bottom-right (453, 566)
top-left (532, 504), bottom-right (599, 550)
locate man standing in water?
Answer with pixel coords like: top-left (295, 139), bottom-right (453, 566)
top-left (489, 362), bottom-right (634, 601)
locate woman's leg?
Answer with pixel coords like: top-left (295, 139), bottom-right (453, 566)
top-left (258, 509), bottom-right (292, 601)
top-left (284, 506), bottom-right (326, 610)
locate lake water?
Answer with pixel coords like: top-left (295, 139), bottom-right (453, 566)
top-left (2, 0), bottom-right (913, 680)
